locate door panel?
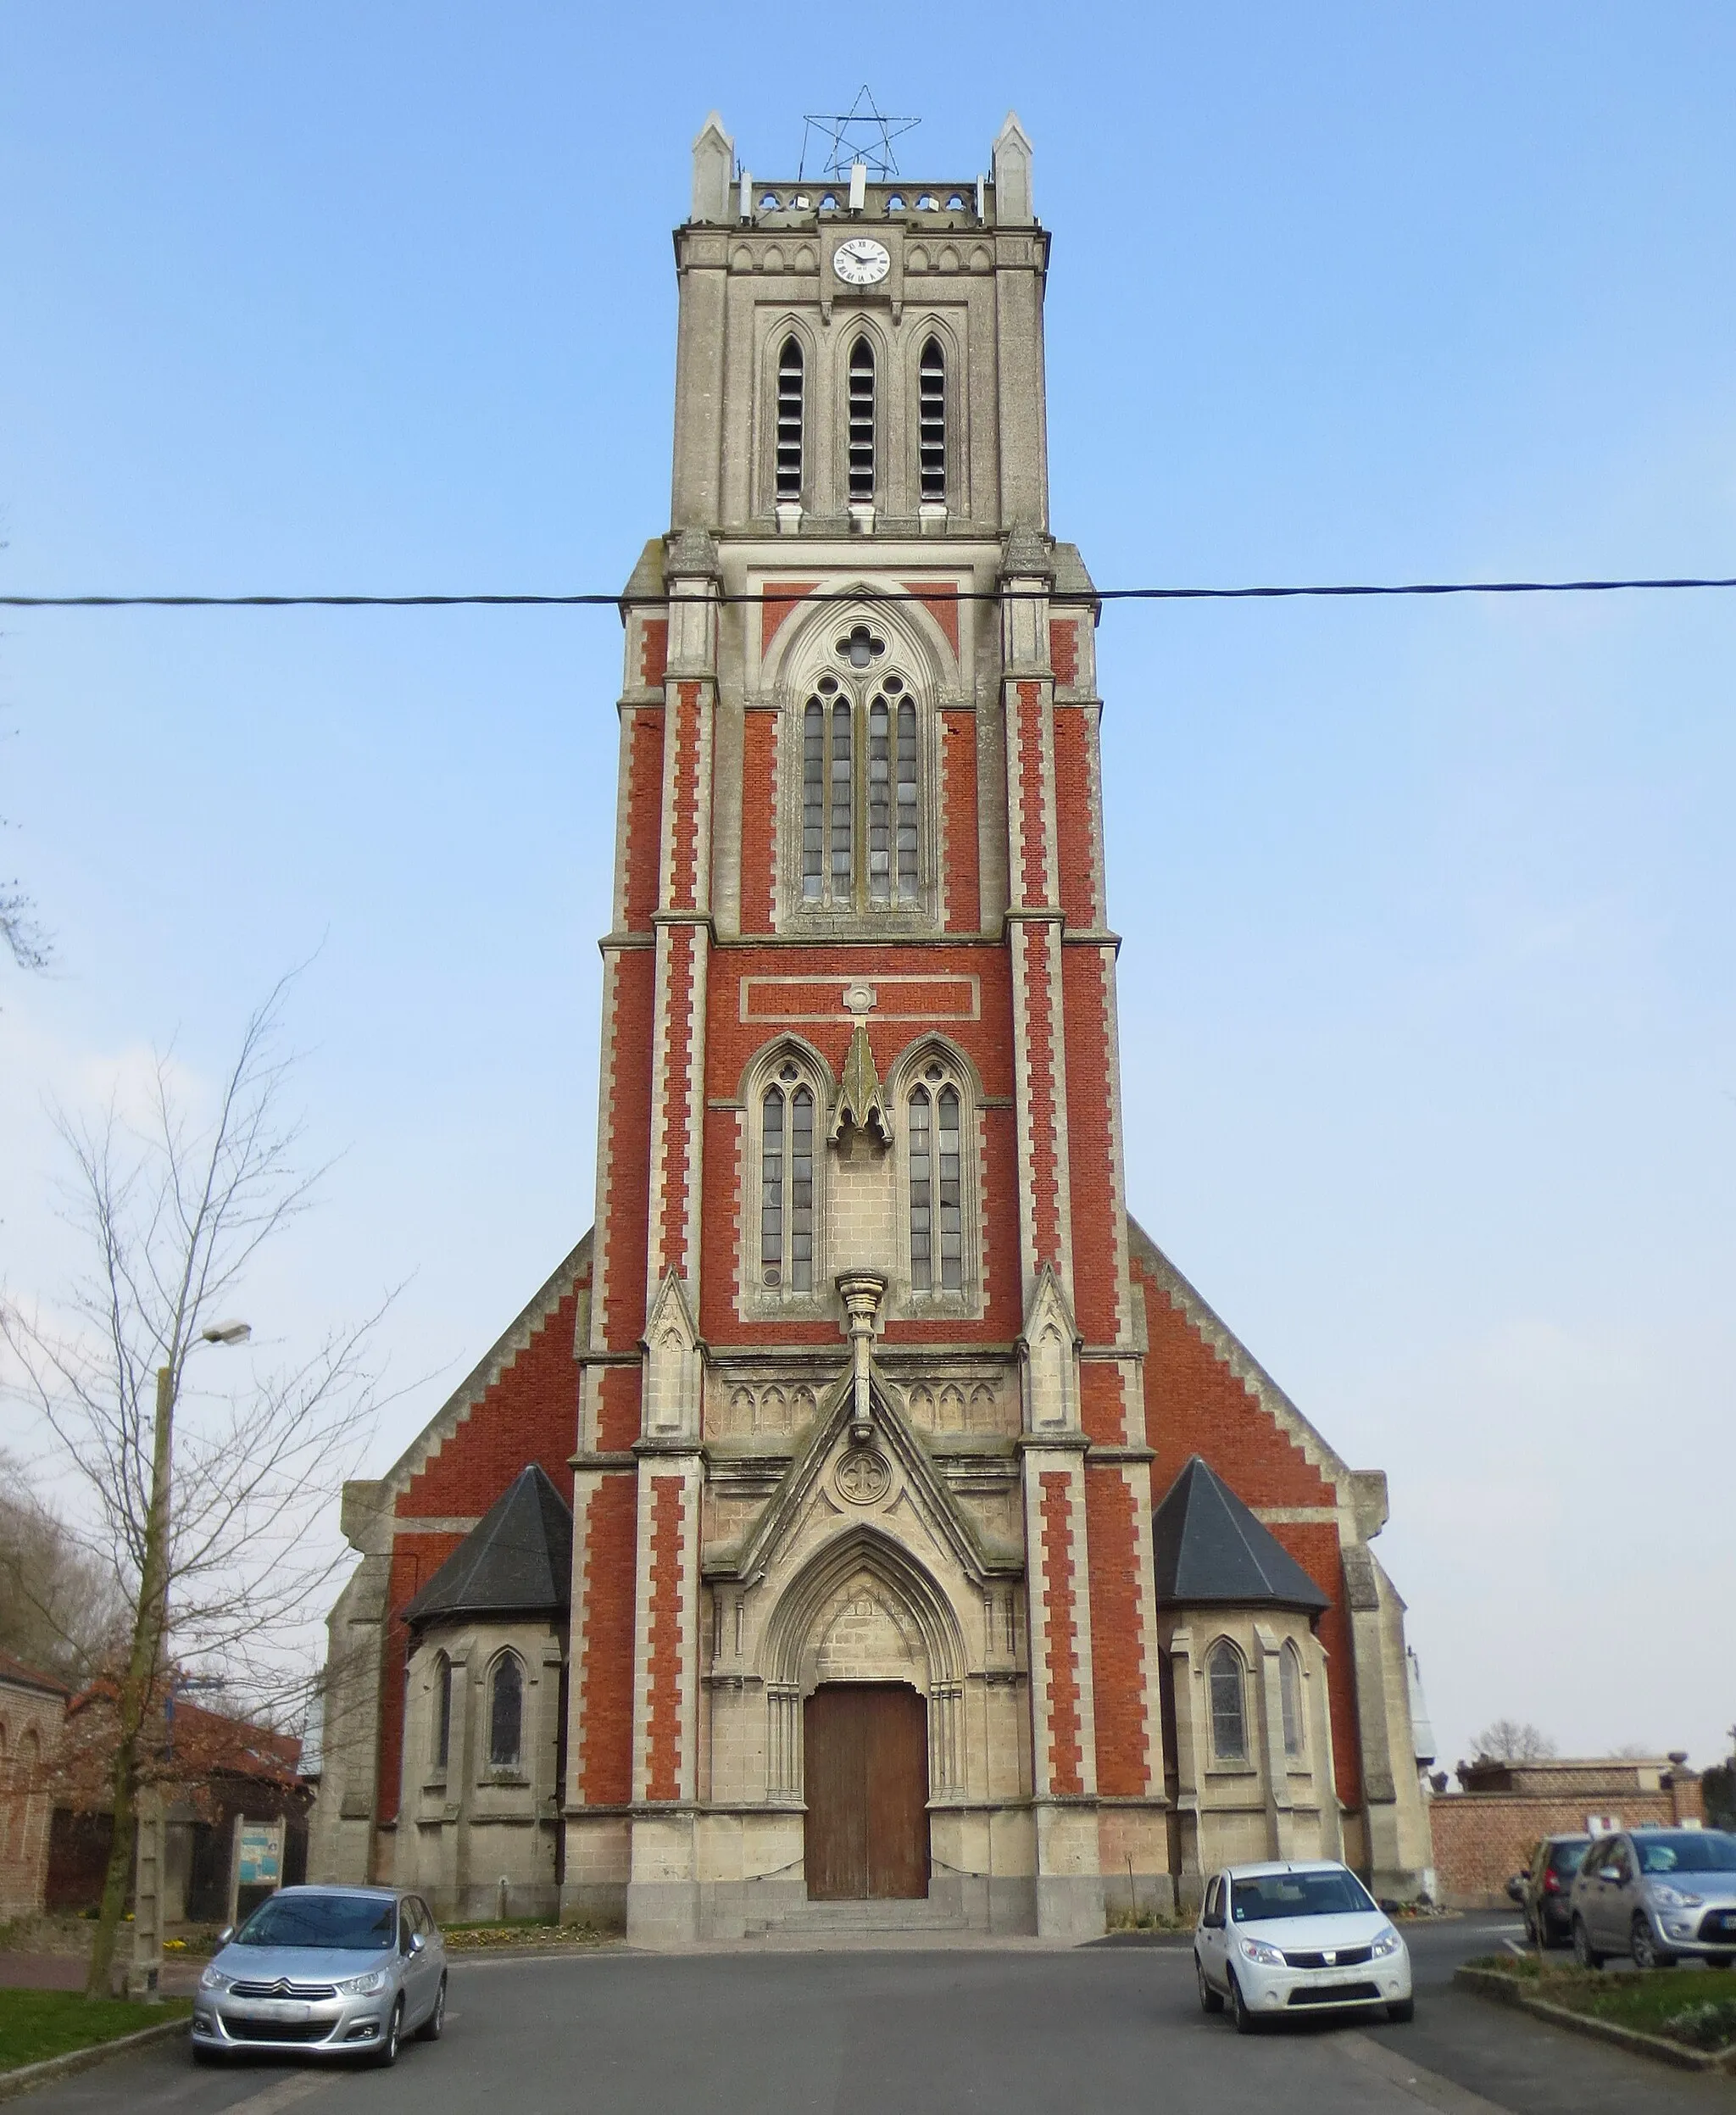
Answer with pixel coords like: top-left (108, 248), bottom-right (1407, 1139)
top-left (804, 1684), bottom-right (930, 1901)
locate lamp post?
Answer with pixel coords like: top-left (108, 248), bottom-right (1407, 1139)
top-left (125, 1320), bottom-right (251, 2001)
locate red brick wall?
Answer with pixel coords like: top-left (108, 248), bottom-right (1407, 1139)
top-left (1084, 1467), bottom-right (1149, 1795)
top-left (762, 582), bottom-right (820, 659)
top-left (643, 1479), bottom-right (687, 1801)
top-left (941, 709), bottom-right (980, 933)
top-left (598, 949), bottom-right (655, 1353)
top-left (1038, 1472), bottom-right (1084, 1795)
top-left (1062, 949), bottom-right (1121, 1353)
top-left (740, 711), bottom-right (776, 932)
top-left (1050, 617), bottom-right (1078, 688)
top-left (638, 618), bottom-right (668, 690)
top-left (621, 710), bottom-right (665, 932)
top-left (1430, 1792), bottom-right (1676, 1906)
top-left (577, 1476), bottom-right (636, 1805)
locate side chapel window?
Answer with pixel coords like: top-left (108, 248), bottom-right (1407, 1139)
top-left (489, 1653), bottom-right (523, 1769)
top-left (1207, 1639), bottom-right (1247, 1763)
top-left (434, 1653), bottom-right (452, 1769)
top-left (918, 337), bottom-right (946, 499)
top-left (847, 338), bottom-right (876, 498)
top-left (909, 1064), bottom-right (963, 1292)
top-left (1280, 1640), bottom-right (1305, 1759)
top-left (800, 626), bottom-right (918, 914)
top-left (776, 337), bottom-right (804, 499)
top-left (760, 1061), bottom-right (815, 1292)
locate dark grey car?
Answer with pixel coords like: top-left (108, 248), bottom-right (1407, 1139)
top-left (1570, 1828), bottom-right (1736, 1971)
top-left (192, 1885), bottom-right (447, 2064)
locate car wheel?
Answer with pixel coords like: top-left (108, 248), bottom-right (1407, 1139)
top-left (1572, 1916), bottom-right (1604, 1970)
top-left (1387, 1998), bottom-right (1415, 2023)
top-left (1631, 1917), bottom-right (1674, 1972)
top-left (374, 1997), bottom-right (403, 2068)
top-left (1195, 1956), bottom-right (1224, 2015)
top-left (416, 1973), bottom-right (447, 2041)
top-left (1229, 1971), bottom-right (1261, 2036)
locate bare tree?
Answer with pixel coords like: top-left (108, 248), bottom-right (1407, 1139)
top-left (1, 977), bottom-right (387, 1998)
top-left (0, 1450), bottom-right (131, 1679)
top-left (1472, 1718), bottom-right (1559, 1762)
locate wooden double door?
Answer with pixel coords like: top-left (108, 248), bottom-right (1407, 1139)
top-left (803, 1684), bottom-right (931, 1901)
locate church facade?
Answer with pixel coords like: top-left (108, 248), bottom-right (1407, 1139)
top-left (309, 114), bottom-right (1433, 1943)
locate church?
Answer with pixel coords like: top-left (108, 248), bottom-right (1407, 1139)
top-left (309, 112), bottom-right (1433, 1942)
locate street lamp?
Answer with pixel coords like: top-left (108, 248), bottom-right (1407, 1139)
top-left (126, 1319), bottom-right (251, 2001)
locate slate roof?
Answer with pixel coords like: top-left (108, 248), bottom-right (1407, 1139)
top-left (1152, 1455), bottom-right (1330, 1614)
top-left (402, 1465), bottom-right (572, 1628)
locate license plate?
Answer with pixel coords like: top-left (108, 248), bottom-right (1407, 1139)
top-left (248, 2002), bottom-right (310, 2023)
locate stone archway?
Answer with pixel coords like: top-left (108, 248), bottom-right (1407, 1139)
top-left (759, 1526), bottom-right (967, 1897)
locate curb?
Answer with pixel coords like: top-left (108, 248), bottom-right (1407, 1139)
top-left (0, 2015), bottom-right (189, 2102)
top-left (1455, 1964), bottom-right (1736, 2076)
top-left (1081, 1931), bottom-right (1194, 1949)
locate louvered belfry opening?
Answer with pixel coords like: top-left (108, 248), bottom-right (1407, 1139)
top-left (776, 337), bottom-right (804, 498)
top-left (918, 337), bottom-right (945, 499)
top-left (847, 338), bottom-right (876, 498)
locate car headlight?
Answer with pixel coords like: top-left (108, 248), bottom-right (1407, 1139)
top-left (1650, 1885), bottom-right (1704, 1909)
top-left (1371, 1928), bottom-right (1404, 1958)
top-left (1237, 1937), bottom-right (1286, 1968)
top-left (336, 1969), bottom-right (390, 1996)
top-left (198, 1967), bottom-right (233, 1992)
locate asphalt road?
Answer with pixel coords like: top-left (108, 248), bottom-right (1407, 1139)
top-left (25, 1917), bottom-right (1734, 2115)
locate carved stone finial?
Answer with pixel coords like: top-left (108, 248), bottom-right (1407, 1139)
top-left (829, 1017), bottom-right (892, 1147)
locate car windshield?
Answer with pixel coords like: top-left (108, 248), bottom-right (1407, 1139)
top-left (1231, 1869), bottom-right (1377, 1922)
top-left (1637, 1833), bottom-right (1736, 1875)
top-left (1549, 1839), bottom-right (1589, 1873)
top-left (236, 1892), bottom-right (397, 1950)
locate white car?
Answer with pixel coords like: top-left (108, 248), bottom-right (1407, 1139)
top-left (1194, 1860), bottom-right (1413, 2033)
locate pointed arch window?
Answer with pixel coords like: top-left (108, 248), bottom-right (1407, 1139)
top-left (488, 1653), bottom-right (523, 1769)
top-left (909, 1074), bottom-right (963, 1292)
top-left (918, 338), bottom-right (946, 500)
top-left (760, 1060), bottom-right (816, 1293)
top-left (433, 1653), bottom-right (453, 1770)
top-left (1280, 1640), bottom-right (1305, 1759)
top-left (799, 658), bottom-right (920, 915)
top-left (776, 337), bottom-right (804, 499)
top-left (847, 338), bottom-right (876, 498)
top-left (1207, 1640), bottom-right (1248, 1763)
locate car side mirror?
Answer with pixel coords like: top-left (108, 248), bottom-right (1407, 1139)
top-left (1599, 1866), bottom-right (1622, 1884)
top-left (409, 1930), bottom-right (426, 1953)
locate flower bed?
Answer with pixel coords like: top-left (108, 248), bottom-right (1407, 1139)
top-left (1459, 1956), bottom-right (1736, 2070)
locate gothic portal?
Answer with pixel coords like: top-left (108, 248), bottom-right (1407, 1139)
top-left (310, 114), bottom-right (1433, 1941)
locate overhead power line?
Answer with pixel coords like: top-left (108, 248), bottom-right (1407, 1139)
top-left (4, 575), bottom-right (1736, 610)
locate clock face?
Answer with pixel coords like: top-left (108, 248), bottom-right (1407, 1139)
top-left (832, 237), bottom-right (891, 287)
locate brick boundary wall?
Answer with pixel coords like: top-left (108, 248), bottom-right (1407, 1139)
top-left (1430, 1775), bottom-right (1705, 1907)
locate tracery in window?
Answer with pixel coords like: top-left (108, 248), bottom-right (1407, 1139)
top-left (919, 338), bottom-right (946, 500)
top-left (1280, 1641), bottom-right (1305, 1759)
top-left (760, 1061), bottom-right (815, 1292)
top-left (848, 339), bottom-right (876, 498)
top-left (776, 337), bottom-right (804, 499)
top-left (488, 1653), bottom-right (522, 1769)
top-left (797, 651), bottom-right (921, 915)
top-left (1207, 1639), bottom-right (1247, 1762)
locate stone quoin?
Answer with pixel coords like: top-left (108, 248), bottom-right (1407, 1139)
top-left (308, 112), bottom-right (1434, 1941)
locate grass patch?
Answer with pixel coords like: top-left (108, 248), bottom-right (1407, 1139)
top-left (0, 1990), bottom-right (191, 2073)
top-left (1466, 1959), bottom-right (1736, 2051)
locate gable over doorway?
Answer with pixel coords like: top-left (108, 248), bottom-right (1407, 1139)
top-left (804, 1684), bottom-right (929, 1901)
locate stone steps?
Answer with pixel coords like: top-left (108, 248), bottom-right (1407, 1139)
top-left (744, 1896), bottom-right (968, 1939)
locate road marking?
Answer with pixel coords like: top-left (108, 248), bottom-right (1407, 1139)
top-left (1338, 2031), bottom-right (1515, 2113)
top-left (217, 2073), bottom-right (337, 2115)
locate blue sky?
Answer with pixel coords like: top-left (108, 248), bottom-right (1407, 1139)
top-left (3, 5), bottom-right (1733, 1776)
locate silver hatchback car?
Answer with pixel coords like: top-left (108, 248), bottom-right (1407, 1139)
top-left (192, 1884), bottom-right (447, 2065)
top-left (1569, 1827), bottom-right (1736, 1970)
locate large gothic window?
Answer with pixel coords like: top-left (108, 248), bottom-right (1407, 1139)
top-left (759, 1060), bottom-right (816, 1293)
top-left (776, 337), bottom-right (804, 499)
top-left (847, 338), bottom-right (876, 498)
top-left (918, 337), bottom-right (946, 500)
top-left (1280, 1640), bottom-right (1305, 1759)
top-left (488, 1652), bottom-right (523, 1769)
top-left (800, 631), bottom-right (919, 915)
top-left (909, 1076), bottom-right (962, 1292)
